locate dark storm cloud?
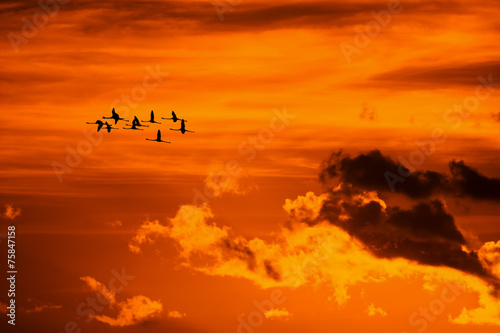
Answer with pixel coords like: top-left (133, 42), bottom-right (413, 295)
top-left (316, 149), bottom-right (500, 284)
top-left (320, 150), bottom-right (449, 199)
top-left (320, 149), bottom-right (500, 201)
top-left (450, 160), bottom-right (500, 201)
top-left (319, 192), bottom-right (492, 280)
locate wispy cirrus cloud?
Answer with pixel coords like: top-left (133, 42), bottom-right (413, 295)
top-left (367, 61), bottom-right (500, 89)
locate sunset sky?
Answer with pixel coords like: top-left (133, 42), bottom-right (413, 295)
top-left (1, 0), bottom-right (500, 332)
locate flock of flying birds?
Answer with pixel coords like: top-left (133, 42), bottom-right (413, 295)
top-left (86, 108), bottom-right (194, 144)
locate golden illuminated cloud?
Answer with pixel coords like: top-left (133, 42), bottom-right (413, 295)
top-left (264, 308), bottom-right (292, 320)
top-left (129, 188), bottom-right (500, 325)
top-left (80, 275), bottom-right (163, 327)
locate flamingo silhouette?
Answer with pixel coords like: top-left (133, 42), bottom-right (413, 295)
top-left (162, 111), bottom-right (186, 123)
top-left (104, 122), bottom-right (119, 133)
top-left (170, 119), bottom-right (194, 134)
top-left (102, 108), bottom-right (129, 125)
top-left (123, 122), bottom-right (143, 131)
top-left (146, 130), bottom-right (170, 143)
top-left (86, 120), bottom-right (104, 132)
top-left (142, 110), bottom-right (161, 124)
top-left (125, 116), bottom-right (149, 128)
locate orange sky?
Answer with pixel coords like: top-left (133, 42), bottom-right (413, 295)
top-left (1, 0), bottom-right (500, 332)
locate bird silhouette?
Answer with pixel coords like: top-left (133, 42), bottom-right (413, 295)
top-left (170, 119), bottom-right (194, 134)
top-left (123, 122), bottom-right (143, 130)
top-left (125, 116), bottom-right (149, 128)
top-left (142, 110), bottom-right (161, 124)
top-left (104, 122), bottom-right (119, 133)
top-left (162, 111), bottom-right (186, 123)
top-left (146, 130), bottom-right (171, 143)
top-left (102, 108), bottom-right (129, 125)
top-left (86, 120), bottom-right (104, 132)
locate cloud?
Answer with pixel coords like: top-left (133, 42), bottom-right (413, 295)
top-left (451, 277), bottom-right (500, 325)
top-left (80, 276), bottom-right (116, 304)
top-left (130, 195), bottom-right (492, 299)
top-left (128, 219), bottom-right (171, 254)
top-left (167, 310), bottom-right (187, 319)
top-left (368, 61), bottom-right (500, 88)
top-left (24, 300), bottom-right (63, 314)
top-left (479, 241), bottom-right (500, 280)
top-left (204, 164), bottom-right (257, 198)
top-left (450, 160), bottom-right (500, 201)
top-left (320, 149), bottom-right (500, 201)
top-left (0, 0), bottom-right (482, 43)
top-left (2, 204), bottom-right (21, 220)
top-left (129, 205), bottom-right (228, 259)
top-left (321, 186), bottom-right (493, 282)
top-left (80, 276), bottom-right (162, 327)
top-left (128, 148), bottom-right (500, 324)
top-left (367, 303), bottom-right (387, 317)
top-left (264, 308), bottom-right (292, 320)
top-left (131, 198), bottom-right (500, 324)
top-left (282, 191), bottom-right (327, 223)
top-left (95, 295), bottom-right (163, 327)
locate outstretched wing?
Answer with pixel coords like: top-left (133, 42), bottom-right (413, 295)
top-left (157, 129), bottom-right (161, 141)
top-left (97, 122), bottom-right (104, 131)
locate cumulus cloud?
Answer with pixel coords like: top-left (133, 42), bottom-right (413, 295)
top-left (2, 204), bottom-right (21, 220)
top-left (131, 195), bottom-right (500, 324)
top-left (128, 150), bottom-right (500, 325)
top-left (283, 191), bottom-right (327, 223)
top-left (130, 194), bottom-right (491, 303)
top-left (479, 241), bottom-right (500, 280)
top-left (129, 205), bottom-right (228, 259)
top-left (80, 276), bottom-right (162, 327)
top-left (264, 308), bottom-right (292, 320)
